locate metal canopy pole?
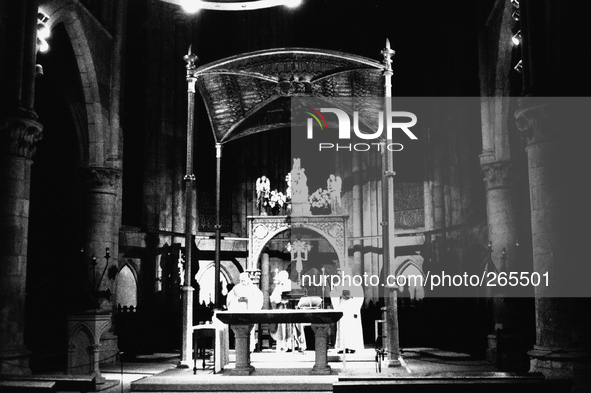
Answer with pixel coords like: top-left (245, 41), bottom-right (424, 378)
top-left (381, 38), bottom-right (401, 367)
top-left (214, 143), bottom-right (223, 309)
top-left (179, 45), bottom-right (198, 368)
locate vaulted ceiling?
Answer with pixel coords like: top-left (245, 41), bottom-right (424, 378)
top-left (193, 48), bottom-right (386, 143)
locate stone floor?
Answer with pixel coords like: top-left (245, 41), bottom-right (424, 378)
top-left (100, 348), bottom-right (500, 393)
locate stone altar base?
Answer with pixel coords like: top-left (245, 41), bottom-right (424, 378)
top-left (215, 310), bottom-right (343, 376)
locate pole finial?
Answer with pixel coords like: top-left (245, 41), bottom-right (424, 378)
top-left (184, 44), bottom-right (198, 71)
top-left (381, 38), bottom-right (395, 71)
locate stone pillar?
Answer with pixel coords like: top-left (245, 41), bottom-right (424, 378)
top-left (310, 324), bottom-right (331, 375)
top-left (80, 166), bottom-right (121, 362)
top-left (481, 161), bottom-right (529, 369)
top-left (81, 167), bottom-right (121, 305)
top-left (428, 124), bottom-right (446, 267)
top-left (351, 154), bottom-right (362, 279)
top-left (432, 132), bottom-right (446, 232)
top-left (0, 0), bottom-right (44, 377)
top-left (230, 325), bottom-right (255, 375)
top-left (423, 128), bottom-right (435, 232)
top-left (0, 117), bottom-right (42, 376)
top-left (261, 252), bottom-right (270, 309)
top-left (516, 99), bottom-right (591, 391)
top-left (481, 162), bottom-right (521, 277)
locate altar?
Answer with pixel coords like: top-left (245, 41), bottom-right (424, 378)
top-left (216, 309), bottom-right (343, 375)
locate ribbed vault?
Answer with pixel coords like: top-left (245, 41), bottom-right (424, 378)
top-left (194, 47), bottom-right (386, 143)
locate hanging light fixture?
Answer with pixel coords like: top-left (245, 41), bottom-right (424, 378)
top-left (514, 59), bottom-right (523, 73)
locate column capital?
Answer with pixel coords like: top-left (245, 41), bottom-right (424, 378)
top-left (515, 99), bottom-right (563, 147)
top-left (481, 161), bottom-right (519, 190)
top-left (0, 116), bottom-right (43, 159)
top-left (310, 324), bottom-right (331, 336)
top-left (82, 167), bottom-right (121, 194)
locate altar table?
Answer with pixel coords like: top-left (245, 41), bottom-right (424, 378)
top-left (215, 309), bottom-right (343, 375)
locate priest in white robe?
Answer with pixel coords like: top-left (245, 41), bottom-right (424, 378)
top-left (226, 272), bottom-right (263, 311)
top-left (226, 272), bottom-right (263, 351)
top-left (330, 269), bottom-right (364, 354)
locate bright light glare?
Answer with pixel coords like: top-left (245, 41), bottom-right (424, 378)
top-left (37, 24), bottom-right (50, 40)
top-left (181, 0), bottom-right (202, 13)
top-left (38, 39), bottom-right (49, 53)
top-left (284, 0), bottom-right (302, 8)
top-left (511, 31), bottom-right (522, 46)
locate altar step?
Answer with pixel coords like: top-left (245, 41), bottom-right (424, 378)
top-left (333, 374), bottom-right (572, 393)
top-left (126, 349), bottom-right (572, 393)
top-left (0, 375), bottom-right (119, 393)
top-left (130, 370), bottom-right (572, 393)
top-left (131, 369), bottom-right (338, 392)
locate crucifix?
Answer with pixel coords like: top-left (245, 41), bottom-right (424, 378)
top-left (290, 239), bottom-right (312, 285)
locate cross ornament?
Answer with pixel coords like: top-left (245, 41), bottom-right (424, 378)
top-left (290, 239), bottom-right (312, 284)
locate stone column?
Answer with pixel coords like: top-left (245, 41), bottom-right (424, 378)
top-left (427, 123), bottom-right (446, 267)
top-left (310, 324), bottom-right (331, 375)
top-left (88, 344), bottom-right (104, 383)
top-left (261, 252), bottom-right (270, 309)
top-left (230, 324), bottom-right (255, 375)
top-left (481, 160), bottom-right (529, 369)
top-left (0, 117), bottom-right (42, 376)
top-left (81, 167), bottom-right (121, 305)
top-left (515, 99), bottom-right (591, 391)
top-left (351, 154), bottom-right (362, 281)
top-left (481, 161), bottom-right (521, 277)
top-left (80, 166), bottom-right (121, 362)
top-left (0, 0), bottom-right (44, 377)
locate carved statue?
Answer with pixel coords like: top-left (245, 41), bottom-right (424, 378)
top-left (327, 174), bottom-right (342, 214)
top-left (255, 175), bottom-right (271, 214)
top-left (285, 172), bottom-right (291, 201)
top-left (290, 158), bottom-right (308, 203)
top-left (256, 176), bottom-right (270, 200)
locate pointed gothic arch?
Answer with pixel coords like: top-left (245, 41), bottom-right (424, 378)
top-left (115, 262), bottom-right (139, 308)
top-left (41, 0), bottom-right (116, 166)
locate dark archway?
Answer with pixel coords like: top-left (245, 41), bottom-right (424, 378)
top-left (27, 23), bottom-right (85, 372)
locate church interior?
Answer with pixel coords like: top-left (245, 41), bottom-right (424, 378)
top-left (1, 0), bottom-right (591, 392)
